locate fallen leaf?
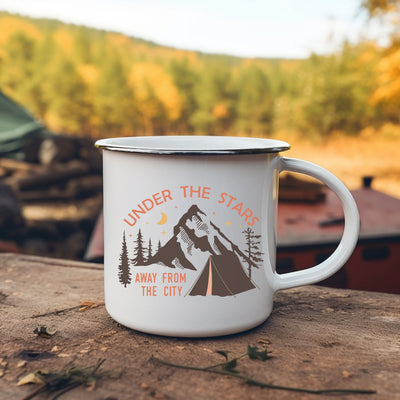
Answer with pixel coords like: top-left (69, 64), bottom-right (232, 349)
top-left (257, 339), bottom-right (271, 345)
top-left (222, 359), bottom-right (238, 373)
top-left (78, 300), bottom-right (103, 312)
top-left (86, 379), bottom-right (96, 391)
top-left (342, 370), bottom-right (354, 379)
top-left (17, 361), bottom-right (27, 368)
top-left (247, 345), bottom-right (271, 361)
top-left (215, 350), bottom-right (229, 361)
top-left (17, 372), bottom-right (46, 386)
top-left (0, 358), bottom-right (8, 377)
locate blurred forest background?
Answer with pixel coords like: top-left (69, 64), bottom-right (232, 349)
top-left (1, 0), bottom-right (400, 196)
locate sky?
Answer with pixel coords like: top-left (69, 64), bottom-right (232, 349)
top-left (0, 0), bottom-right (390, 58)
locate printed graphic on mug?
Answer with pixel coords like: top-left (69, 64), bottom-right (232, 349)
top-left (116, 185), bottom-right (264, 298)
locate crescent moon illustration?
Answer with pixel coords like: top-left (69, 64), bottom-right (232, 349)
top-left (157, 212), bottom-right (168, 225)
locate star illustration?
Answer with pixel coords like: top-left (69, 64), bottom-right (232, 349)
top-left (161, 230), bottom-right (166, 235)
top-left (225, 221), bottom-right (231, 227)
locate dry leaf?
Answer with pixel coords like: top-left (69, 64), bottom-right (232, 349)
top-left (17, 372), bottom-right (46, 386)
top-left (257, 338), bottom-right (271, 345)
top-left (86, 380), bottom-right (96, 391)
top-left (17, 361), bottom-right (27, 368)
top-left (342, 370), bottom-right (354, 379)
top-left (79, 300), bottom-right (103, 312)
top-left (0, 357), bottom-right (8, 377)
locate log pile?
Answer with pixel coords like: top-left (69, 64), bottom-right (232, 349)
top-left (0, 135), bottom-right (103, 260)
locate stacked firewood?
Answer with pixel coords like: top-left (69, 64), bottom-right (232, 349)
top-left (0, 135), bottom-right (103, 260)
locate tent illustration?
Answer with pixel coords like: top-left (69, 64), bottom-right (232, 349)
top-left (187, 252), bottom-right (255, 297)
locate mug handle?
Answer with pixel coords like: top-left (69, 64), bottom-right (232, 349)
top-left (273, 157), bottom-right (360, 291)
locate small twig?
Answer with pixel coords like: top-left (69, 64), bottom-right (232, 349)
top-left (204, 353), bottom-right (247, 371)
top-left (21, 384), bottom-right (46, 400)
top-left (31, 301), bottom-right (104, 319)
top-left (152, 357), bottom-right (376, 395)
top-left (20, 359), bottom-right (109, 400)
top-left (50, 382), bottom-right (81, 400)
top-left (91, 358), bottom-right (106, 374)
top-left (31, 305), bottom-right (81, 319)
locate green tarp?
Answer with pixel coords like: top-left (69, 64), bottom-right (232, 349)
top-left (0, 91), bottom-right (49, 158)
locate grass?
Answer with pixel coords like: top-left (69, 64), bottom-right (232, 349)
top-left (274, 129), bottom-right (400, 198)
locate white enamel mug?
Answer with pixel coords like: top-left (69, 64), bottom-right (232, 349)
top-left (96, 136), bottom-right (359, 337)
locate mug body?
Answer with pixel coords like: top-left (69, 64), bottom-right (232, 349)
top-left (100, 137), bottom-right (285, 336)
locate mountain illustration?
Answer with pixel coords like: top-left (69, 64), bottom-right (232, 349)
top-left (148, 205), bottom-right (230, 269)
top-left (146, 204), bottom-right (258, 296)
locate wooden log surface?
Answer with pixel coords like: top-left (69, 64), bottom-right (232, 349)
top-left (0, 253), bottom-right (399, 400)
top-left (17, 175), bottom-right (103, 202)
top-left (3, 160), bottom-right (91, 192)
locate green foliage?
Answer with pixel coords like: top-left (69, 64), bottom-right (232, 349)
top-left (0, 11), bottom-right (395, 139)
top-left (190, 61), bottom-right (235, 134)
top-left (168, 59), bottom-right (198, 133)
top-left (154, 345), bottom-right (376, 395)
top-left (93, 54), bottom-right (135, 137)
top-left (235, 65), bottom-right (274, 135)
top-left (296, 44), bottom-right (379, 136)
top-left (246, 345), bottom-right (271, 361)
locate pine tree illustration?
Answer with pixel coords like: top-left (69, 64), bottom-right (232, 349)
top-left (242, 228), bottom-right (263, 280)
top-left (118, 231), bottom-right (131, 287)
top-left (157, 240), bottom-right (162, 252)
top-left (131, 228), bottom-right (146, 265)
top-left (147, 238), bottom-right (153, 261)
